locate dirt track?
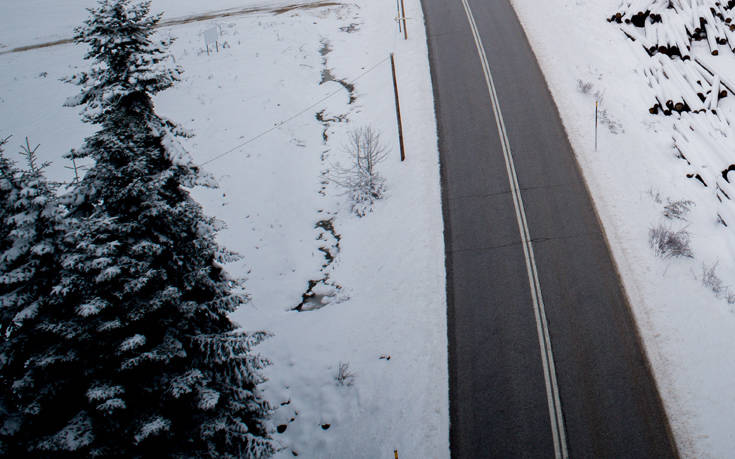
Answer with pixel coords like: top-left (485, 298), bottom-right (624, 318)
top-left (0, 1), bottom-right (341, 56)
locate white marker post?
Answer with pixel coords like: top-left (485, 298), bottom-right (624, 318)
top-left (395, 0), bottom-right (402, 34)
top-left (204, 26), bottom-right (219, 55)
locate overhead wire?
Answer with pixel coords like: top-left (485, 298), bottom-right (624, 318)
top-left (199, 55), bottom-right (391, 167)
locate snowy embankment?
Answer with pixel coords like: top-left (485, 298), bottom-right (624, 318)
top-left (0, 0), bottom-right (448, 457)
top-left (510, 0), bottom-right (735, 457)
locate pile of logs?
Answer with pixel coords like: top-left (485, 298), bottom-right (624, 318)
top-left (672, 112), bottom-right (735, 226)
top-left (610, 3), bottom-right (735, 227)
top-left (644, 54), bottom-right (729, 114)
top-left (610, 0), bottom-right (735, 57)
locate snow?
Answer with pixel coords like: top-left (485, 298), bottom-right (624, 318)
top-left (86, 384), bottom-right (125, 402)
top-left (134, 416), bottom-right (171, 444)
top-left (0, 0), bottom-right (448, 457)
top-left (510, 0), bottom-right (735, 456)
top-left (37, 411), bottom-right (94, 451)
top-left (119, 334), bottom-right (147, 352)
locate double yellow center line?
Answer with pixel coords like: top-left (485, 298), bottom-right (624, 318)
top-left (459, 1), bottom-right (569, 457)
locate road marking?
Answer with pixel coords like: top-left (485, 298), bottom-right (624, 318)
top-left (459, 0), bottom-right (569, 457)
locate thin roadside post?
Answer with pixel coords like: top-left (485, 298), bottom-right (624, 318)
top-left (390, 53), bottom-right (406, 161)
top-left (595, 100), bottom-right (598, 152)
top-left (396, 0), bottom-right (402, 34)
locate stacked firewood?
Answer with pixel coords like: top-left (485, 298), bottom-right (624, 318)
top-left (644, 54), bottom-right (728, 114)
top-left (610, 0), bottom-right (735, 57)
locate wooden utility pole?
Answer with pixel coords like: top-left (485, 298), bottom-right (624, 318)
top-left (400, 0), bottom-right (408, 40)
top-left (390, 53), bottom-right (406, 161)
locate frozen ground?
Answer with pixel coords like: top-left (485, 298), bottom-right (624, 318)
top-left (0, 0), bottom-right (449, 457)
top-left (510, 0), bottom-right (735, 457)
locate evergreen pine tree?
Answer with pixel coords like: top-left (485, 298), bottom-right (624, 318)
top-left (0, 135), bottom-right (19, 280)
top-left (0, 138), bottom-right (67, 331)
top-left (0, 135), bottom-right (17, 456)
top-left (0, 1), bottom-right (273, 456)
top-left (0, 139), bottom-right (70, 455)
top-left (0, 135), bottom-right (19, 258)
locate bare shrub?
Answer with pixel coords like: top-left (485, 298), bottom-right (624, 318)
top-left (702, 262), bottom-right (725, 296)
top-left (649, 224), bottom-right (693, 258)
top-left (328, 126), bottom-right (388, 217)
top-left (701, 262), bottom-right (735, 303)
top-left (663, 199), bottom-right (694, 220)
top-left (576, 79), bottom-right (593, 94)
top-left (648, 188), bottom-right (663, 204)
top-left (335, 362), bottom-right (355, 386)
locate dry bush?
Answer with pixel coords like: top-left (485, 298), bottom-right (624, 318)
top-left (576, 79), bottom-right (593, 94)
top-left (649, 224), bottom-right (693, 258)
top-left (701, 262), bottom-right (735, 304)
top-left (663, 199), bottom-right (694, 220)
top-left (702, 262), bottom-right (725, 295)
top-left (328, 126), bottom-right (388, 217)
top-left (335, 362), bottom-right (355, 386)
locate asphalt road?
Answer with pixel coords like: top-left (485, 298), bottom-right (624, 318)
top-left (420, 0), bottom-right (680, 457)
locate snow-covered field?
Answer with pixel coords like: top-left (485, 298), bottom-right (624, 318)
top-left (0, 1), bottom-right (449, 457)
top-left (1, 0), bottom-right (318, 50)
top-left (510, 0), bottom-right (735, 456)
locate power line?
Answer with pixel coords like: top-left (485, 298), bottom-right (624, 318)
top-left (199, 55), bottom-right (390, 167)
